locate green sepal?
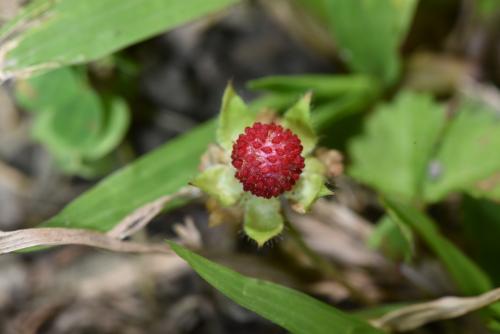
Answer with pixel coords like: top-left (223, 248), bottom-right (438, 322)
top-left (192, 164), bottom-right (243, 206)
top-left (281, 93), bottom-right (317, 155)
top-left (287, 157), bottom-right (328, 213)
top-left (243, 196), bottom-right (284, 247)
top-left (317, 183), bottom-right (334, 197)
top-left (216, 84), bottom-right (256, 151)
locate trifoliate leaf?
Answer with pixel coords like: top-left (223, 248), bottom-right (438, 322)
top-left (216, 84), bottom-right (256, 151)
top-left (349, 92), bottom-right (446, 203)
top-left (244, 196), bottom-right (284, 247)
top-left (281, 93), bottom-right (317, 155)
top-left (287, 157), bottom-right (328, 213)
top-left (423, 100), bottom-right (500, 202)
top-left (192, 164), bottom-right (243, 206)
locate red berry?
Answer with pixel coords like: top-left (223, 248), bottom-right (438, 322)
top-left (231, 122), bottom-right (305, 198)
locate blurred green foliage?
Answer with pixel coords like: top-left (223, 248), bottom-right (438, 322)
top-left (384, 197), bottom-right (493, 296)
top-left (350, 92), bottom-right (500, 204)
top-left (15, 67), bottom-right (130, 177)
top-left (368, 215), bottom-right (415, 262)
top-left (295, 0), bottom-right (417, 85)
top-left (0, 0), bottom-right (238, 79)
top-left (248, 74), bottom-right (379, 133)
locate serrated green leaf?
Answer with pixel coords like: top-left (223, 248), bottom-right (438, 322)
top-left (191, 164), bottom-right (243, 206)
top-left (0, 0), bottom-right (239, 79)
top-left (383, 197), bottom-right (492, 296)
top-left (282, 94), bottom-right (317, 154)
top-left (423, 101), bottom-right (500, 202)
top-left (286, 157), bottom-right (327, 213)
top-left (216, 84), bottom-right (255, 151)
top-left (169, 241), bottom-right (384, 334)
top-left (244, 196), bottom-right (284, 247)
top-left (349, 92), bottom-right (446, 203)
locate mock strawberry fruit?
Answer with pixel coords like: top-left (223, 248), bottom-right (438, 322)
top-left (231, 122), bottom-right (305, 198)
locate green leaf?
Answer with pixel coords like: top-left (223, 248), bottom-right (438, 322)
top-left (248, 93), bottom-right (298, 114)
top-left (462, 196), bottom-right (500, 285)
top-left (248, 74), bottom-right (375, 100)
top-left (293, 0), bottom-right (330, 23)
top-left (468, 178), bottom-right (500, 202)
top-left (191, 164), bottom-right (243, 206)
top-left (286, 157), bottom-right (328, 213)
top-left (169, 242), bottom-right (384, 334)
top-left (368, 215), bottom-right (414, 262)
top-left (243, 196), bottom-right (284, 247)
top-left (383, 197), bottom-right (492, 296)
top-left (248, 74), bottom-right (380, 134)
top-left (353, 302), bottom-right (412, 320)
top-left (281, 94), bottom-right (317, 154)
top-left (321, 0), bottom-right (418, 85)
top-left (43, 121), bottom-right (215, 231)
top-left (15, 67), bottom-right (82, 112)
top-left (84, 97), bottom-right (130, 160)
top-left (55, 154), bottom-right (116, 179)
top-left (216, 84), bottom-right (255, 151)
top-left (47, 87), bottom-right (103, 152)
top-left (15, 67), bottom-right (130, 177)
top-left (349, 92), bottom-right (446, 203)
top-left (423, 101), bottom-right (500, 202)
top-left (20, 68), bottom-right (105, 157)
top-left (0, 0), bottom-right (238, 79)
top-left (311, 91), bottom-right (375, 133)
top-left (478, 0), bottom-right (500, 18)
